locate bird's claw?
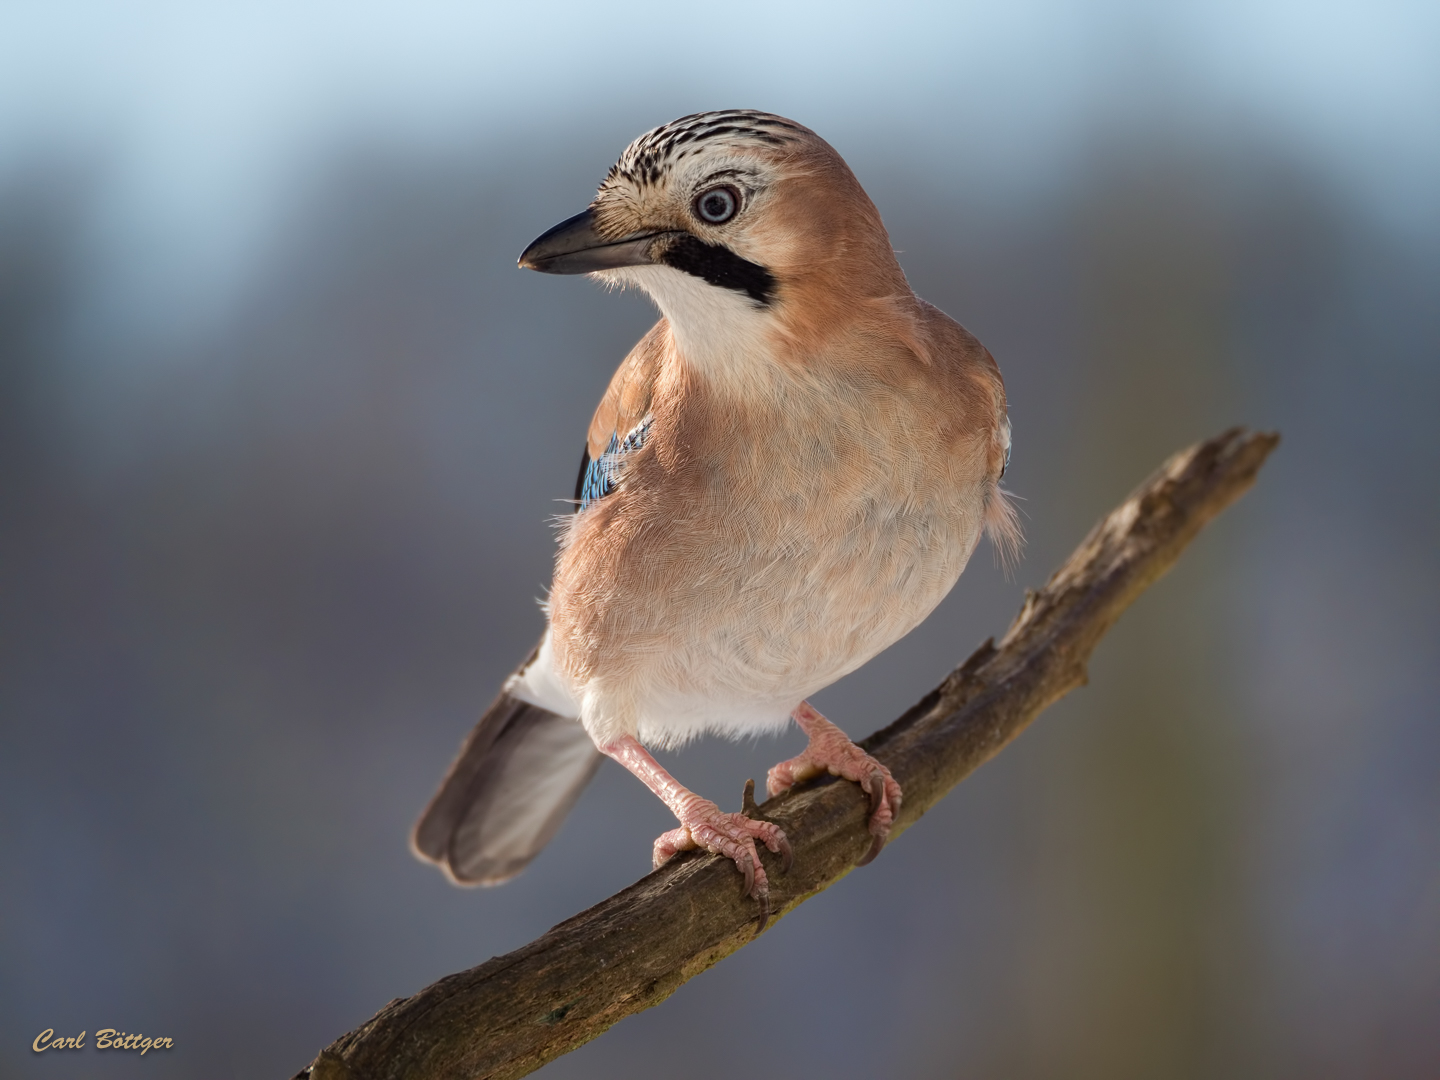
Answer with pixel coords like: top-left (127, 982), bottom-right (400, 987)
top-left (737, 849), bottom-right (756, 900)
top-left (741, 778), bottom-right (792, 875)
top-left (866, 768), bottom-right (885, 815)
top-left (858, 765), bottom-right (902, 865)
top-left (856, 771), bottom-right (890, 866)
top-left (735, 848), bottom-right (776, 935)
top-left (768, 725), bottom-right (901, 868)
top-left (652, 795), bottom-right (790, 910)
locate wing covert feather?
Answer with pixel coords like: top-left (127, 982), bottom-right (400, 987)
top-left (586, 319), bottom-right (668, 460)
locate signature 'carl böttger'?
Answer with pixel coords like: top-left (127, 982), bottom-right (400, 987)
top-left (32, 1027), bottom-right (174, 1054)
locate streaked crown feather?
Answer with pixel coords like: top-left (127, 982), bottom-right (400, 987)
top-left (604, 110), bottom-right (810, 190)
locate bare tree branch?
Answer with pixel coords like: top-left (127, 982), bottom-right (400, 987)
top-left (295, 427), bottom-right (1279, 1080)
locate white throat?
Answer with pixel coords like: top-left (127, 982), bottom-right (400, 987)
top-left (604, 264), bottom-right (781, 390)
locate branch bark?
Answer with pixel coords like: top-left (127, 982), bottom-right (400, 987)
top-left (296, 427), bottom-right (1279, 1080)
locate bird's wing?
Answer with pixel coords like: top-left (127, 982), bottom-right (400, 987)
top-left (573, 319), bottom-right (668, 508)
top-left (916, 299), bottom-right (1022, 565)
top-left (411, 641), bottom-right (601, 886)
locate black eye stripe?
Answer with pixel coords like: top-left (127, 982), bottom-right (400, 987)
top-left (659, 236), bottom-right (774, 306)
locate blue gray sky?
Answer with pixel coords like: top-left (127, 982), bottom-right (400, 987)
top-left (3, 0), bottom-right (1436, 339)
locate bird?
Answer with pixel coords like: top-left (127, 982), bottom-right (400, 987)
top-left (411, 110), bottom-right (1018, 911)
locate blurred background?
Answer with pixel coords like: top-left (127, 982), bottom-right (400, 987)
top-left (2, 2), bottom-right (1436, 1077)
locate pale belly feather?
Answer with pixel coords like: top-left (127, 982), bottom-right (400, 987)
top-left (550, 367), bottom-right (989, 748)
top-left (624, 485), bottom-right (983, 747)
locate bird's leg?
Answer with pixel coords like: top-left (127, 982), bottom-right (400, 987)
top-left (600, 735), bottom-right (791, 902)
top-left (767, 700), bottom-right (902, 865)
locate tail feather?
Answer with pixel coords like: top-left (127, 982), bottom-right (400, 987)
top-left (412, 659), bottom-right (601, 886)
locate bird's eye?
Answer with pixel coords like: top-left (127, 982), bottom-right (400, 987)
top-left (693, 186), bottom-right (739, 225)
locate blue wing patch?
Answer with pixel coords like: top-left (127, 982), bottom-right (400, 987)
top-left (578, 415), bottom-right (653, 511)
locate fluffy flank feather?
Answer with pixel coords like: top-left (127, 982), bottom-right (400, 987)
top-left (985, 484), bottom-right (1024, 574)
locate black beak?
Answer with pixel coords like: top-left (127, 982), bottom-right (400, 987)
top-left (518, 209), bottom-right (665, 274)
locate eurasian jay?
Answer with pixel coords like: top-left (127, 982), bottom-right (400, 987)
top-left (412, 111), bottom-right (1018, 908)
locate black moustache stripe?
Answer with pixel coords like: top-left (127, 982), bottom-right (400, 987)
top-left (659, 236), bottom-right (775, 306)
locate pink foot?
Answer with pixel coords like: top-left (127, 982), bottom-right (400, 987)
top-left (768, 700), bottom-right (902, 865)
top-left (652, 792), bottom-right (792, 902)
top-left (600, 736), bottom-right (791, 911)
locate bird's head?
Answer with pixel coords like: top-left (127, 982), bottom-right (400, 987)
top-left (519, 111), bottom-right (910, 364)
